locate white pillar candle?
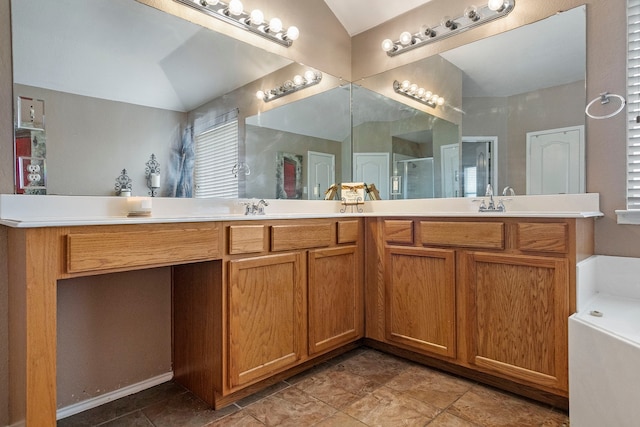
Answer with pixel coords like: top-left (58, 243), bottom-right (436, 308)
top-left (120, 189), bottom-right (131, 197)
top-left (150, 172), bottom-right (160, 188)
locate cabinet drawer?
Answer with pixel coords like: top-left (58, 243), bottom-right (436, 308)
top-left (516, 222), bottom-right (568, 253)
top-left (67, 224), bottom-right (220, 273)
top-left (420, 221), bottom-right (504, 249)
top-left (384, 220), bottom-right (414, 244)
top-left (271, 223), bottom-right (333, 251)
top-left (228, 225), bottom-right (267, 254)
top-left (337, 220), bottom-right (360, 243)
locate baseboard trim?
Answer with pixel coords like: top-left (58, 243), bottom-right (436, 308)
top-left (56, 372), bottom-right (174, 420)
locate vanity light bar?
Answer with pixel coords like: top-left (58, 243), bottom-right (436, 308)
top-left (382, 0), bottom-right (515, 57)
top-left (393, 80), bottom-right (444, 108)
top-left (256, 71), bottom-right (322, 102)
top-left (173, 0), bottom-right (299, 47)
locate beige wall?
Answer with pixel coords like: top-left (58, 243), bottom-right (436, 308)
top-left (0, 0), bottom-right (636, 425)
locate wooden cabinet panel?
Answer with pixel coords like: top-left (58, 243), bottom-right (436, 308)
top-left (271, 223), bottom-right (332, 251)
top-left (308, 246), bottom-right (363, 355)
top-left (67, 224), bottom-right (220, 273)
top-left (228, 225), bottom-right (267, 254)
top-left (516, 222), bottom-right (568, 253)
top-left (337, 220), bottom-right (360, 244)
top-left (384, 220), bottom-right (414, 244)
top-left (385, 246), bottom-right (456, 358)
top-left (464, 252), bottom-right (569, 391)
top-left (227, 253), bottom-right (304, 388)
top-left (420, 221), bottom-right (504, 249)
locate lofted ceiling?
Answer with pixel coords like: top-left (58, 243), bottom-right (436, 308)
top-left (322, 0), bottom-right (434, 36)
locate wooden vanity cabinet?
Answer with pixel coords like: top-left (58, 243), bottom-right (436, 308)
top-left (173, 218), bottom-right (364, 408)
top-left (365, 216), bottom-right (594, 407)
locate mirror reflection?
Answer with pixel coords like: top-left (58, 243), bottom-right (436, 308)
top-left (11, 0), bottom-right (585, 200)
top-left (353, 5), bottom-right (586, 199)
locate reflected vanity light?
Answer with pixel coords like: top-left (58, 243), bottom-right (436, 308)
top-left (173, 0), bottom-right (299, 47)
top-left (393, 80), bottom-right (445, 109)
top-left (381, 0), bottom-right (515, 57)
top-left (256, 70), bottom-right (322, 102)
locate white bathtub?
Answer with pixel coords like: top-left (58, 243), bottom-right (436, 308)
top-left (569, 255), bottom-right (640, 427)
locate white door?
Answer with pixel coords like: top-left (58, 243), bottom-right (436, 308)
top-left (307, 151), bottom-right (335, 200)
top-left (526, 125), bottom-right (585, 194)
top-left (441, 143), bottom-right (460, 197)
top-left (353, 152), bottom-right (389, 200)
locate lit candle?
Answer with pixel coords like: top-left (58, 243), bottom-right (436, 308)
top-left (150, 172), bottom-right (160, 188)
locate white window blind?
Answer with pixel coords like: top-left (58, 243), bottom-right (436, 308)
top-left (194, 119), bottom-right (239, 198)
top-left (628, 0), bottom-right (640, 208)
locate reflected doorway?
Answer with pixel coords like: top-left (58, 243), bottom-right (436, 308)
top-left (461, 137), bottom-right (498, 197)
top-left (353, 152), bottom-right (389, 200)
top-left (307, 151), bottom-right (335, 200)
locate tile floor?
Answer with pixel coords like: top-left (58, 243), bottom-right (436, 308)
top-left (57, 347), bottom-right (570, 427)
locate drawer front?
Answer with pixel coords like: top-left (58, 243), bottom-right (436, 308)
top-left (517, 222), bottom-right (568, 253)
top-left (67, 224), bottom-right (220, 273)
top-left (229, 225), bottom-right (267, 254)
top-left (420, 221), bottom-right (504, 249)
top-left (271, 223), bottom-right (333, 251)
top-left (337, 220), bottom-right (360, 243)
top-left (384, 220), bottom-right (414, 245)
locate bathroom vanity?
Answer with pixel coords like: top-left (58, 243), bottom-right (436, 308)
top-left (2, 194), bottom-right (600, 426)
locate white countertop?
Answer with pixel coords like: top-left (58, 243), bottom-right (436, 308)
top-left (0, 193), bottom-right (603, 228)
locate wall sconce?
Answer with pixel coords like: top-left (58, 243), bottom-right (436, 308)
top-left (145, 154), bottom-right (161, 197)
top-left (173, 0), bottom-right (299, 47)
top-left (256, 70), bottom-right (322, 102)
top-left (115, 169), bottom-right (132, 196)
top-left (393, 80), bottom-right (445, 108)
top-left (381, 0), bottom-right (515, 57)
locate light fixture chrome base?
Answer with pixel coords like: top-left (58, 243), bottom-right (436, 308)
top-left (393, 80), bottom-right (442, 109)
top-left (173, 0), bottom-right (294, 47)
top-left (384, 0), bottom-right (515, 57)
top-left (258, 71), bottom-right (322, 102)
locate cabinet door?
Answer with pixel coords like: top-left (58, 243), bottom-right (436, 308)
top-left (228, 253), bottom-right (304, 388)
top-left (464, 252), bottom-right (569, 392)
top-left (385, 247), bottom-right (456, 358)
top-left (308, 246), bottom-right (363, 355)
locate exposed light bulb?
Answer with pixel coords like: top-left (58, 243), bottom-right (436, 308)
top-left (409, 84), bottom-right (418, 95)
top-left (441, 16), bottom-right (458, 30)
top-left (268, 17), bottom-right (283, 33)
top-left (464, 5), bottom-right (480, 21)
top-left (437, 97), bottom-right (445, 106)
top-left (249, 9), bottom-right (264, 25)
top-left (424, 90), bottom-right (433, 100)
top-left (199, 0), bottom-right (219, 6)
top-left (416, 88), bottom-right (426, 98)
top-left (399, 31), bottom-right (413, 46)
top-left (401, 80), bottom-right (411, 91)
top-left (284, 26), bottom-right (299, 41)
top-left (487, 0), bottom-right (506, 11)
top-left (228, 0), bottom-right (243, 15)
top-left (430, 94), bottom-right (440, 103)
top-left (419, 24), bottom-right (435, 38)
top-left (381, 39), bottom-right (396, 52)
top-left (304, 70), bottom-right (317, 82)
top-left (293, 75), bottom-right (304, 86)
top-left (256, 90), bottom-right (265, 100)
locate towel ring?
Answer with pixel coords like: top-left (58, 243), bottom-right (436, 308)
top-left (585, 92), bottom-right (626, 120)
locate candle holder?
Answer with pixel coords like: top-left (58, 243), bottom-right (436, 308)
top-left (145, 154), bottom-right (160, 197)
top-left (115, 169), bottom-right (132, 196)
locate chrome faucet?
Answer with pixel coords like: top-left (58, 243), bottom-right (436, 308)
top-left (243, 199), bottom-right (269, 215)
top-left (502, 186), bottom-right (516, 196)
top-left (478, 184), bottom-right (505, 212)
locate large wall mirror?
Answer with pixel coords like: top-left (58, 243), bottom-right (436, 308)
top-left (11, 0), bottom-right (585, 200)
top-left (11, 0), bottom-right (347, 199)
top-left (353, 5), bottom-right (586, 199)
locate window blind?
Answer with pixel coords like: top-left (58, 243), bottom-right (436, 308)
top-left (628, 0), bottom-right (640, 208)
top-left (194, 119), bottom-right (239, 198)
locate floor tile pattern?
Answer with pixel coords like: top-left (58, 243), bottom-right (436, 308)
top-left (58, 348), bottom-right (569, 427)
